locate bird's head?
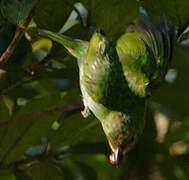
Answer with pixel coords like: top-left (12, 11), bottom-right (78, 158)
top-left (102, 111), bottom-right (143, 165)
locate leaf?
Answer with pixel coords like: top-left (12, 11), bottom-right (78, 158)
top-left (15, 91), bottom-right (79, 115)
top-left (49, 112), bottom-right (106, 149)
top-left (0, 91), bottom-right (80, 164)
top-left (74, 161), bottom-right (97, 180)
top-left (73, 154), bottom-right (122, 180)
top-left (0, 170), bottom-right (16, 180)
top-left (2, 115), bottom-right (58, 164)
top-left (83, 0), bottom-right (138, 38)
top-left (0, 0), bottom-right (33, 25)
top-left (141, 0), bottom-right (189, 27)
top-left (152, 46), bottom-right (189, 118)
top-left (34, 0), bottom-right (74, 31)
top-left (2, 95), bottom-right (14, 116)
top-left (24, 162), bottom-right (65, 180)
top-left (0, 98), bottom-right (10, 119)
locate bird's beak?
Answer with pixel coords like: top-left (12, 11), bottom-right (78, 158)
top-left (109, 147), bottom-right (123, 166)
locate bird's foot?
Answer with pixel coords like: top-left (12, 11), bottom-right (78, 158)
top-left (81, 106), bottom-right (90, 118)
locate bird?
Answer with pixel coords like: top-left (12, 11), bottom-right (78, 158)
top-left (37, 9), bottom-right (179, 165)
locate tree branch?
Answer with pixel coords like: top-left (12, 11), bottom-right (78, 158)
top-left (0, 0), bottom-right (39, 66)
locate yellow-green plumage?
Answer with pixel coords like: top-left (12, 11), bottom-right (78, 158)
top-left (37, 14), bottom-right (175, 165)
top-left (117, 32), bottom-right (150, 97)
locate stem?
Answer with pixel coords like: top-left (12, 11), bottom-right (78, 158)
top-left (0, 0), bottom-right (39, 66)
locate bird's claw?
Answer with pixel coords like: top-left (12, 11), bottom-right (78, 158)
top-left (81, 107), bottom-right (90, 118)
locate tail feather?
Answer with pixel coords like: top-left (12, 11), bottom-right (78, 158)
top-left (36, 29), bottom-right (88, 60)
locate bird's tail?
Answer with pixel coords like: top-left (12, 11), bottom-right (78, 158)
top-left (34, 28), bottom-right (88, 60)
top-left (136, 7), bottom-right (188, 61)
top-left (137, 7), bottom-right (176, 64)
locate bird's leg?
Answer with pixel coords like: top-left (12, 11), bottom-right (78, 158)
top-left (81, 106), bottom-right (90, 118)
top-left (81, 98), bottom-right (90, 118)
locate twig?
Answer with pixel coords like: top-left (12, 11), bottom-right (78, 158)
top-left (0, 0), bottom-right (39, 66)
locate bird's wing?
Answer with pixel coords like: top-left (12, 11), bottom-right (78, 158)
top-left (116, 32), bottom-right (152, 97)
top-left (82, 32), bottom-right (127, 110)
top-left (116, 15), bottom-right (175, 97)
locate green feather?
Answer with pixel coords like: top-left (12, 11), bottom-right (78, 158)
top-left (37, 29), bottom-right (88, 65)
top-left (116, 32), bottom-right (150, 97)
top-left (36, 15), bottom-right (175, 164)
top-left (117, 16), bottom-right (175, 97)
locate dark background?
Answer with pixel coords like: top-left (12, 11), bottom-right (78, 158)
top-left (0, 0), bottom-right (189, 179)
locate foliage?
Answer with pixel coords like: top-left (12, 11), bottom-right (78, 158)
top-left (0, 0), bottom-right (189, 179)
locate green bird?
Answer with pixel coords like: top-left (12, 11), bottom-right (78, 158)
top-left (37, 11), bottom-right (177, 165)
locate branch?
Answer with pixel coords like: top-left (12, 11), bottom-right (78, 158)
top-left (0, 0), bottom-right (39, 66)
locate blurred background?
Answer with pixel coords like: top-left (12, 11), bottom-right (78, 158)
top-left (0, 0), bottom-right (189, 179)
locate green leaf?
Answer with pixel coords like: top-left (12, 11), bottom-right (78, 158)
top-left (74, 161), bottom-right (97, 180)
top-left (141, 0), bottom-right (189, 27)
top-left (15, 91), bottom-right (79, 115)
top-left (73, 154), bottom-right (122, 180)
top-left (82, 0), bottom-right (138, 38)
top-left (34, 0), bottom-right (74, 31)
top-left (0, 0), bottom-right (33, 25)
top-left (0, 98), bottom-right (10, 119)
top-left (153, 46), bottom-right (189, 117)
top-left (2, 115), bottom-right (58, 164)
top-left (0, 170), bottom-right (16, 180)
top-left (25, 162), bottom-right (65, 180)
top-left (0, 91), bottom-right (80, 164)
top-left (49, 112), bottom-right (106, 149)
top-left (2, 95), bottom-right (14, 116)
